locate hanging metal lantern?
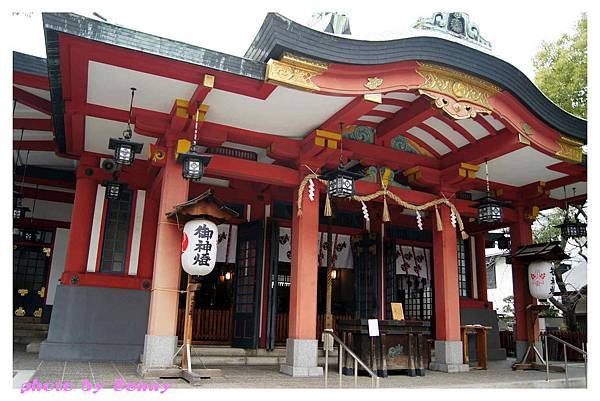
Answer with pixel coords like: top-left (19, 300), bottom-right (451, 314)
top-left (319, 166), bottom-right (364, 199)
top-left (179, 147), bottom-right (212, 181)
top-left (103, 180), bottom-right (124, 200)
top-left (108, 88), bottom-right (143, 166)
top-left (471, 160), bottom-right (508, 224)
top-left (109, 137), bottom-right (143, 166)
top-left (13, 205), bottom-right (30, 220)
top-left (473, 195), bottom-right (506, 223)
top-left (556, 219), bottom-right (586, 239)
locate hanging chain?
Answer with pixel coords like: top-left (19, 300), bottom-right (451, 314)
top-left (485, 160), bottom-right (490, 194)
top-left (124, 88), bottom-right (136, 139)
top-left (339, 122), bottom-right (344, 166)
top-left (192, 103), bottom-right (200, 151)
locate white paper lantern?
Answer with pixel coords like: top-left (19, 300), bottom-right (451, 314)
top-left (528, 260), bottom-right (554, 299)
top-left (181, 219), bottom-right (218, 276)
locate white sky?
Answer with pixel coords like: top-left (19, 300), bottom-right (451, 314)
top-left (7, 0), bottom-right (588, 80)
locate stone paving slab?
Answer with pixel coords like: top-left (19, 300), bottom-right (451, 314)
top-left (14, 346), bottom-right (586, 390)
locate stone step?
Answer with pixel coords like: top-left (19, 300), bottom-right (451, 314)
top-left (186, 346), bottom-right (338, 358)
top-left (13, 329), bottom-right (48, 338)
top-left (174, 354), bottom-right (338, 366)
top-left (13, 323), bottom-right (49, 331)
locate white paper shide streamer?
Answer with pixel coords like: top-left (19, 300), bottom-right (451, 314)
top-left (416, 210), bottom-right (423, 230)
top-left (361, 200), bottom-right (370, 221)
top-left (308, 178), bottom-right (315, 201)
top-left (450, 208), bottom-right (457, 228)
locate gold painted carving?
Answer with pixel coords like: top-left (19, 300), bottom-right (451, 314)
top-left (33, 308), bottom-right (42, 318)
top-left (18, 289), bottom-right (28, 296)
top-left (38, 287), bottom-right (45, 298)
top-left (526, 206), bottom-right (540, 221)
top-left (555, 136), bottom-right (583, 163)
top-left (458, 163), bottom-right (479, 179)
top-left (265, 52), bottom-right (329, 91)
top-left (416, 62), bottom-right (501, 119)
top-left (15, 307), bottom-right (25, 317)
top-left (364, 77), bottom-right (383, 90)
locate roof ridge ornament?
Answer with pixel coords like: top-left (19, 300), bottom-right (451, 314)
top-left (414, 12), bottom-right (492, 50)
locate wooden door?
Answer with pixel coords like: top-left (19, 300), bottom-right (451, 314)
top-left (352, 233), bottom-right (380, 319)
top-left (231, 220), bottom-right (264, 348)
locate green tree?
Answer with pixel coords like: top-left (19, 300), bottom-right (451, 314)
top-left (533, 14), bottom-right (587, 118)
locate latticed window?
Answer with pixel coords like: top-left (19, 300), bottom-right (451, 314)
top-left (457, 236), bottom-right (472, 297)
top-left (99, 189), bottom-right (133, 273)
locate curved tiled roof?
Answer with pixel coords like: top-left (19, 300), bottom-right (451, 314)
top-left (245, 13), bottom-right (586, 142)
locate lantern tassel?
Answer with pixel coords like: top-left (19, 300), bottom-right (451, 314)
top-left (461, 230), bottom-right (469, 240)
top-left (324, 192), bottom-right (332, 217)
top-left (382, 195), bottom-right (391, 222)
top-left (435, 206), bottom-right (443, 231)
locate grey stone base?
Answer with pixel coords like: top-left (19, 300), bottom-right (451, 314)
top-left (429, 340), bottom-right (469, 373)
top-left (39, 284), bottom-right (149, 362)
top-left (140, 335), bottom-right (178, 370)
top-left (280, 338), bottom-right (323, 377)
top-left (428, 361), bottom-right (470, 373)
top-left (516, 340), bottom-right (543, 363)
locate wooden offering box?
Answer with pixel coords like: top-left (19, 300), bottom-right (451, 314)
top-left (336, 319), bottom-right (431, 377)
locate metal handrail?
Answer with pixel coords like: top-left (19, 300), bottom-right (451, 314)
top-left (322, 330), bottom-right (380, 388)
top-left (541, 332), bottom-right (587, 387)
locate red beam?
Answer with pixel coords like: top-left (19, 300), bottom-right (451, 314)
top-left (13, 118), bottom-right (53, 131)
top-left (377, 97), bottom-right (438, 142)
top-left (13, 86), bottom-right (52, 115)
top-left (187, 84), bottom-right (212, 115)
top-left (204, 154), bottom-right (299, 187)
top-left (320, 96), bottom-right (378, 131)
top-left (438, 115), bottom-right (477, 143)
top-left (440, 129), bottom-right (524, 168)
top-left (14, 175), bottom-right (75, 190)
top-left (13, 72), bottom-right (50, 90)
top-left (13, 140), bottom-right (57, 152)
top-left (474, 115), bottom-right (498, 136)
top-left (342, 138), bottom-right (440, 170)
top-left (18, 186), bottom-right (74, 204)
top-left (416, 122), bottom-right (458, 152)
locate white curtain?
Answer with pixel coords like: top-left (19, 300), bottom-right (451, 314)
top-left (395, 245), bottom-right (431, 280)
top-left (278, 227), bottom-right (354, 268)
top-left (216, 224), bottom-right (237, 263)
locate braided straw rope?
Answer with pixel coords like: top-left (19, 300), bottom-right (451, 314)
top-left (296, 173), bottom-right (468, 239)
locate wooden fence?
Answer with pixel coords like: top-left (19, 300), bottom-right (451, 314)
top-left (177, 308), bottom-right (352, 345)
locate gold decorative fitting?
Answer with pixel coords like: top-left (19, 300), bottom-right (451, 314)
top-left (203, 74), bottom-right (215, 88)
top-left (458, 163), bottom-right (479, 179)
top-left (33, 308), bottom-right (42, 318)
top-left (526, 206), bottom-right (540, 221)
top-left (38, 287), bottom-right (45, 298)
top-left (315, 129), bottom-right (341, 149)
top-left (364, 77), bottom-right (383, 90)
top-left (42, 247), bottom-right (51, 257)
top-left (18, 289), bottom-right (28, 296)
top-left (363, 93), bottom-right (382, 104)
top-left (15, 307), bottom-right (25, 317)
top-left (555, 136), bottom-right (583, 163)
top-left (416, 62), bottom-right (501, 119)
top-left (265, 52), bottom-right (329, 91)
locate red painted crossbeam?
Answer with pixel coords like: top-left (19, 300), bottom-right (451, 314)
top-left (13, 118), bottom-right (53, 131)
top-left (13, 86), bottom-right (52, 115)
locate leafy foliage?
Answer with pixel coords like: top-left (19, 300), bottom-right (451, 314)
top-left (533, 14), bottom-right (587, 118)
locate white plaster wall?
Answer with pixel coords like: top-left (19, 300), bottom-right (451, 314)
top-left (21, 197), bottom-right (73, 222)
top-left (46, 228), bottom-right (70, 305)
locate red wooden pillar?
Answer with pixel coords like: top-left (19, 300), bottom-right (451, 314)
top-left (510, 207), bottom-right (536, 359)
top-left (281, 184), bottom-right (323, 376)
top-left (474, 232), bottom-right (489, 302)
top-left (137, 196), bottom-right (159, 280)
top-left (61, 154), bottom-right (99, 284)
top-left (429, 205), bottom-right (468, 372)
top-left (141, 142), bottom-right (189, 370)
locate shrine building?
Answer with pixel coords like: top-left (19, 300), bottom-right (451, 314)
top-left (13, 11), bottom-right (586, 375)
